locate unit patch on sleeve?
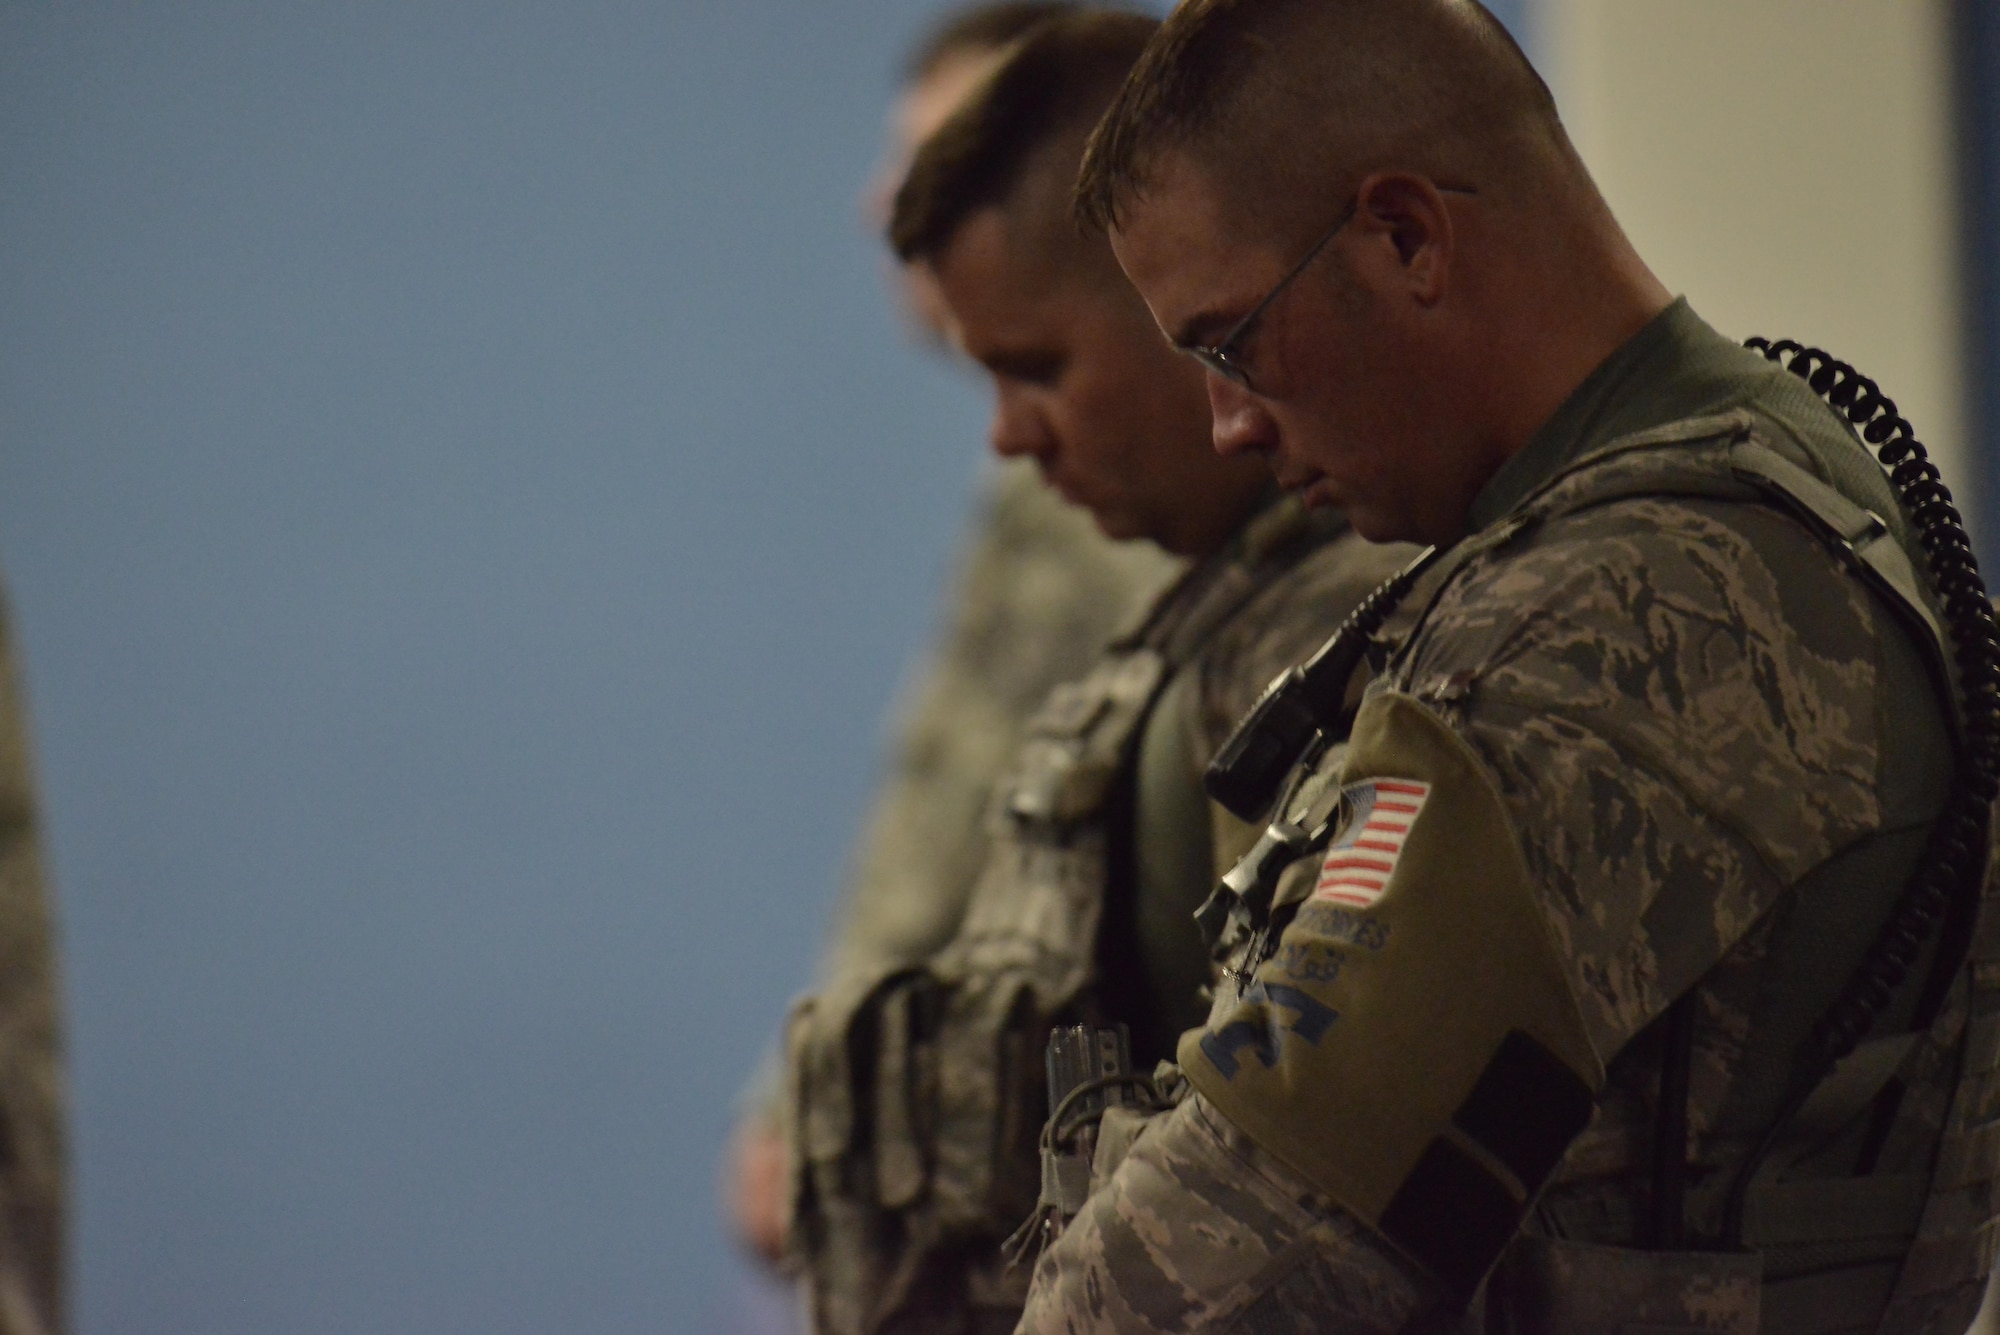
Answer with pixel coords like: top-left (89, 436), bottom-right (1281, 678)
top-left (1181, 693), bottom-right (1603, 1297)
top-left (1314, 780), bottom-right (1432, 909)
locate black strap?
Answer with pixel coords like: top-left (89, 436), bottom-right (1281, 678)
top-left (1650, 993), bottom-right (1698, 1250)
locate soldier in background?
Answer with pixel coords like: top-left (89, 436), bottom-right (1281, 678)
top-left (724, 2), bottom-right (1174, 1269)
top-left (829, 1), bottom-right (1181, 996)
top-left (0, 586), bottom-right (65, 1335)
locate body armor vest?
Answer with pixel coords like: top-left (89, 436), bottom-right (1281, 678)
top-left (786, 501), bottom-right (1340, 1335)
top-left (1197, 414), bottom-right (1997, 1334)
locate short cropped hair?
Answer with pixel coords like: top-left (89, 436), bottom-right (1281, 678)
top-left (890, 10), bottom-right (1159, 265)
top-left (903, 2), bottom-right (1081, 83)
top-left (1075, 0), bottom-right (1561, 232)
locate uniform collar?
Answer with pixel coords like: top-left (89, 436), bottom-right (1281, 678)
top-left (1463, 297), bottom-right (1759, 535)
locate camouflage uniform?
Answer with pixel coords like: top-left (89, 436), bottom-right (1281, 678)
top-left (787, 491), bottom-right (1412, 1335)
top-left (817, 462), bottom-right (1177, 989)
top-left (1020, 301), bottom-right (1995, 1334)
top-left (0, 586), bottom-right (64, 1335)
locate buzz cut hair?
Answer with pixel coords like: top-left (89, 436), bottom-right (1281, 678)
top-left (902, 1), bottom-right (1082, 83)
top-left (890, 9), bottom-right (1160, 267)
top-left (1074, 0), bottom-right (1563, 234)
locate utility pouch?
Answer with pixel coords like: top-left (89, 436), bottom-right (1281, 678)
top-left (1004, 1024), bottom-right (1155, 1267)
top-left (871, 977), bottom-right (939, 1211)
top-left (1039, 1024), bottom-right (1139, 1220)
top-left (1489, 1234), bottom-right (1762, 1334)
top-left (1007, 653), bottom-right (1164, 829)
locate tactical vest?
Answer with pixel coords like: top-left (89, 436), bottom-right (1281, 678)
top-left (785, 500), bottom-right (1340, 1335)
top-left (1193, 413), bottom-right (1997, 1334)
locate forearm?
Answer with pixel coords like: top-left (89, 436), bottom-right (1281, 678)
top-left (1018, 1094), bottom-right (1439, 1334)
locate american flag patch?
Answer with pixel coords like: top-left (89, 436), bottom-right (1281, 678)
top-left (1313, 779), bottom-right (1432, 909)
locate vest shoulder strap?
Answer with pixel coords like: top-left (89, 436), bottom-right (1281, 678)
top-left (1392, 412), bottom-right (1955, 738)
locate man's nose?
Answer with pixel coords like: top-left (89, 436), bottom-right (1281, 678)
top-left (1208, 374), bottom-right (1276, 458)
top-left (988, 388), bottom-right (1053, 461)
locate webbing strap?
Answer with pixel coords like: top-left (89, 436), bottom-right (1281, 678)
top-left (873, 982), bottom-right (926, 1209)
top-left (1781, 1034), bottom-right (1920, 1149)
top-left (1876, 893), bottom-right (2000, 1322)
top-left (1726, 440), bottom-right (1958, 737)
top-left (1968, 916), bottom-right (2000, 973)
top-left (1960, 1071), bottom-right (2000, 1144)
top-left (1893, 1217), bottom-right (2000, 1299)
top-left (1385, 422), bottom-right (1955, 738)
top-left (1369, 514), bottom-right (1536, 667)
top-left (1744, 1174), bottom-right (1927, 1248)
top-left (1968, 1015), bottom-right (2000, 1071)
top-left (1933, 1115), bottom-right (2000, 1193)
top-left (1761, 1261), bottom-right (1902, 1335)
top-left (1961, 1013), bottom-right (2000, 1108)
top-left (1116, 497), bottom-right (1344, 671)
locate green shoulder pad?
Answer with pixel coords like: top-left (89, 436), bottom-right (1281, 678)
top-left (1180, 691), bottom-right (1605, 1296)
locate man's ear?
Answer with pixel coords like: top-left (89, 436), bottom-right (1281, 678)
top-left (1354, 173), bottom-right (1454, 306)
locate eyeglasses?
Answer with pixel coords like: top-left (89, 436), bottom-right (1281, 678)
top-left (1181, 196), bottom-right (1358, 391)
top-left (1180, 186), bottom-right (1476, 392)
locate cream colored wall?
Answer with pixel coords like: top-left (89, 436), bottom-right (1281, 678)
top-left (1536, 0), bottom-right (1971, 514)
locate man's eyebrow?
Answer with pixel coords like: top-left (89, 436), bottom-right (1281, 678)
top-left (978, 346), bottom-right (1064, 381)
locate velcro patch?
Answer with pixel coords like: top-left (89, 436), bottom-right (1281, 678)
top-left (1314, 780), bottom-right (1431, 909)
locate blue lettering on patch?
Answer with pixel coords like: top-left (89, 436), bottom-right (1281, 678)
top-left (1298, 902), bottom-right (1392, 952)
top-left (1198, 981), bottom-right (1340, 1078)
top-left (1274, 941), bottom-right (1344, 985)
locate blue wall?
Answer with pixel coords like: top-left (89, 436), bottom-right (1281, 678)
top-left (1484, 0), bottom-right (1532, 58)
top-left (0, 2), bottom-right (988, 1330)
